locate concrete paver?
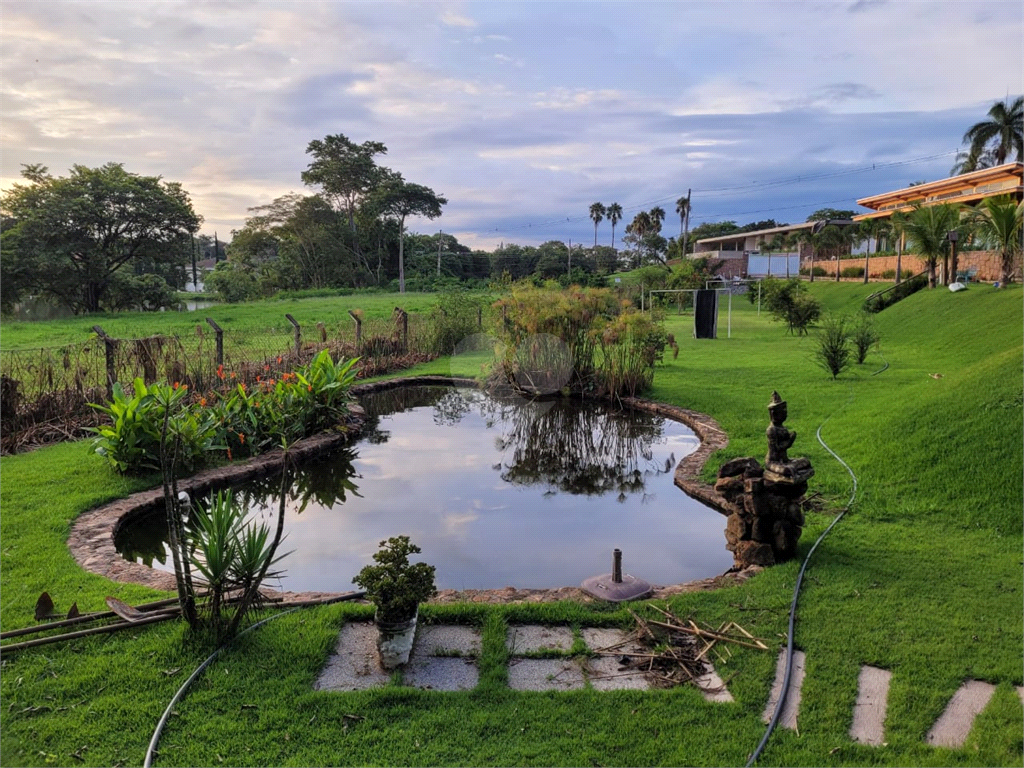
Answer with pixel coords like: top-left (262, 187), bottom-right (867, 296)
top-left (508, 657), bottom-right (585, 691)
top-left (314, 622), bottom-right (391, 691)
top-left (762, 649), bottom-right (806, 730)
top-left (506, 625), bottom-right (574, 653)
top-left (696, 663), bottom-right (734, 703)
top-left (585, 655), bottom-right (651, 691)
top-left (850, 665), bottom-right (892, 746)
top-left (404, 656), bottom-right (479, 691)
top-left (414, 625), bottom-right (481, 657)
top-left (926, 680), bottom-right (997, 748)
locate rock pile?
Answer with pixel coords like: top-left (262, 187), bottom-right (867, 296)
top-left (715, 391), bottom-right (814, 568)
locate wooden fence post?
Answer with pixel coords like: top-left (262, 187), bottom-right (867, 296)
top-left (205, 318), bottom-right (224, 367)
top-left (92, 325), bottom-right (117, 401)
top-left (394, 307), bottom-right (408, 354)
top-left (285, 314), bottom-right (301, 356)
top-left (348, 310), bottom-right (362, 347)
top-left (316, 322), bottom-right (327, 343)
top-left (477, 306), bottom-right (483, 329)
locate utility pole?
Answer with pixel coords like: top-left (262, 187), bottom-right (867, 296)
top-left (437, 230), bottom-right (442, 279)
top-left (567, 239), bottom-right (572, 274)
top-left (681, 188), bottom-right (692, 258)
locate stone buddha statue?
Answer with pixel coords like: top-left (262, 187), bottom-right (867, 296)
top-left (765, 391), bottom-right (813, 482)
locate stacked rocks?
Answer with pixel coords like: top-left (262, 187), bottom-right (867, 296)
top-left (714, 392), bottom-right (814, 569)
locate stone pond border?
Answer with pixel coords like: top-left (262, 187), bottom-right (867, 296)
top-left (68, 375), bottom-right (750, 604)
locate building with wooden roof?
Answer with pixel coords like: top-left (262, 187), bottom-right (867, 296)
top-left (853, 162), bottom-right (1023, 222)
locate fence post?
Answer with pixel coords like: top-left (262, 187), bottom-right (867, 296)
top-left (477, 306), bottom-right (482, 329)
top-left (348, 310), bottom-right (362, 347)
top-left (394, 307), bottom-right (408, 353)
top-left (316, 322), bottom-right (327, 343)
top-left (205, 318), bottom-right (224, 368)
top-left (285, 314), bottom-right (301, 356)
top-left (92, 325), bottom-right (116, 401)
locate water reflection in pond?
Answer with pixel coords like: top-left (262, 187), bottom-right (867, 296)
top-left (116, 386), bottom-right (733, 592)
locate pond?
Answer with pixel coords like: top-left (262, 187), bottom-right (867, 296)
top-left (115, 386), bottom-right (733, 592)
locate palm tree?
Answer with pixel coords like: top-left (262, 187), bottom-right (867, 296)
top-left (958, 96), bottom-right (1023, 173)
top-left (796, 228), bottom-right (816, 281)
top-left (675, 194), bottom-right (691, 255)
top-left (649, 207), bottom-right (666, 233)
top-left (903, 203), bottom-right (961, 288)
top-left (607, 203), bottom-right (623, 250)
top-left (889, 211), bottom-right (908, 284)
top-left (970, 195), bottom-right (1023, 286)
top-left (857, 219), bottom-right (880, 284)
top-left (588, 202), bottom-right (606, 248)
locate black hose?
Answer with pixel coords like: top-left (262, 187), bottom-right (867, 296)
top-left (746, 351), bottom-right (887, 766)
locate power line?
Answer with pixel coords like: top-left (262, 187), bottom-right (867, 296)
top-left (480, 149), bottom-right (959, 236)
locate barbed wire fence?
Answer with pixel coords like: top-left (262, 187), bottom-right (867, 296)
top-left (0, 308), bottom-right (449, 454)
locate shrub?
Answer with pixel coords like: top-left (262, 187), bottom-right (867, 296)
top-left (428, 290), bottom-right (488, 355)
top-left (864, 273), bottom-right (928, 313)
top-left (353, 536), bottom-right (437, 624)
top-left (205, 262), bottom-right (262, 303)
top-left (880, 269), bottom-right (915, 280)
top-left (762, 277), bottom-right (822, 335)
top-left (841, 266), bottom-right (865, 278)
top-left (814, 315), bottom-right (851, 379)
top-left (851, 314), bottom-right (880, 364)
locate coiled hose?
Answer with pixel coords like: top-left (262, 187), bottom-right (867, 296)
top-left (746, 352), bottom-right (887, 766)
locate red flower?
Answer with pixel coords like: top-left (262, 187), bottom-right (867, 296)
top-left (238, 432), bottom-right (245, 445)
top-left (227, 447), bottom-right (233, 461)
top-left (173, 381), bottom-right (180, 390)
top-left (217, 364), bottom-right (225, 380)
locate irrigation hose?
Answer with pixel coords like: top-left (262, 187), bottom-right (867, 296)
top-left (746, 352), bottom-right (887, 767)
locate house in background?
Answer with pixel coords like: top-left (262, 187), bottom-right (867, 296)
top-left (853, 162), bottom-right (1023, 225)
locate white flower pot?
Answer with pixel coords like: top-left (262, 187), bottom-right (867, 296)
top-left (375, 607), bottom-right (418, 669)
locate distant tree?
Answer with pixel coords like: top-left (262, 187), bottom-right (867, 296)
top-left (903, 203), bottom-right (961, 288)
top-left (649, 206), bottom-right (666, 232)
top-left (738, 219), bottom-right (781, 233)
top-left (606, 203), bottom-right (623, 250)
top-left (687, 220), bottom-right (741, 244)
top-left (856, 219), bottom-right (883, 284)
top-left (675, 194), bottom-right (691, 254)
top-left (623, 209), bottom-right (669, 269)
top-left (301, 134), bottom-right (388, 271)
top-left (589, 202), bottom-right (606, 247)
top-left (954, 96), bottom-right (1023, 175)
top-left (806, 208), bottom-right (856, 223)
top-left (0, 163), bottom-right (200, 313)
top-left (969, 195), bottom-right (1023, 286)
top-left (372, 175), bottom-right (447, 293)
top-left (889, 210), bottom-right (909, 284)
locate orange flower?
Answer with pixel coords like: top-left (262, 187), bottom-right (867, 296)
top-left (173, 381), bottom-right (180, 390)
top-left (308, 384), bottom-right (313, 392)
top-left (227, 447), bottom-right (233, 461)
top-left (216, 364), bottom-right (225, 380)
top-left (199, 397), bottom-right (207, 407)
top-left (264, 365), bottom-right (270, 372)
top-left (238, 432), bottom-right (245, 445)
top-left (277, 356), bottom-right (283, 364)
top-left (231, 372), bottom-right (237, 379)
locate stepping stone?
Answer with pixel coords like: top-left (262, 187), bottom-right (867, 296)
top-left (506, 625), bottom-right (574, 653)
top-left (581, 627), bottom-right (641, 653)
top-left (762, 649), bottom-right (806, 730)
top-left (508, 658), bottom-right (585, 691)
top-left (414, 625), bottom-right (481, 657)
top-left (696, 662), bottom-right (734, 703)
top-left (850, 665), bottom-right (892, 746)
top-left (314, 622), bottom-right (390, 691)
top-left (1017, 686), bottom-right (1024, 708)
top-left (926, 680), bottom-right (996, 748)
top-left (585, 655), bottom-right (650, 691)
top-left (403, 656), bottom-right (479, 691)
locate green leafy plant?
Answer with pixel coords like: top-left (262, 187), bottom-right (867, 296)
top-left (761, 278), bottom-right (822, 335)
top-left (353, 535), bottom-right (436, 624)
top-left (89, 380), bottom-right (162, 473)
top-left (814, 314), bottom-right (851, 379)
top-left (850, 314), bottom-right (880, 365)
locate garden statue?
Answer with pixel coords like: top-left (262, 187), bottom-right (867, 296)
top-left (764, 391), bottom-right (813, 483)
top-left (713, 390), bottom-right (815, 569)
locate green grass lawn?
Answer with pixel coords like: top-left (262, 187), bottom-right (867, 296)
top-left (1, 283), bottom-right (1021, 767)
top-left (0, 292), bottom-right (444, 351)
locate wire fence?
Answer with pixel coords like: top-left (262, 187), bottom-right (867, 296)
top-left (0, 309), bottom-right (443, 454)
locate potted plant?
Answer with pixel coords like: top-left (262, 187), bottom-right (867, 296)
top-left (353, 535), bottom-right (437, 669)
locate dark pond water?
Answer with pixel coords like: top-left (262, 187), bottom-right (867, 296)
top-left (115, 386), bottom-right (733, 592)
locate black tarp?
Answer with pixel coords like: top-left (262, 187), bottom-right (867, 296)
top-left (694, 290), bottom-right (718, 339)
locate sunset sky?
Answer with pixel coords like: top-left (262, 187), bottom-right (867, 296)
top-left (2, 1), bottom-right (1021, 249)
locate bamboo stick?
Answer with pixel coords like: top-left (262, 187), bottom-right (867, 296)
top-left (1, 612), bottom-right (179, 652)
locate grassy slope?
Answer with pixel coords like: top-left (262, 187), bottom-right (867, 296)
top-left (1, 284), bottom-right (1021, 767)
top-left (0, 292), bottom-right (441, 351)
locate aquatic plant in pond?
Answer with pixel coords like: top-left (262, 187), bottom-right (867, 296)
top-left (116, 386), bottom-right (733, 591)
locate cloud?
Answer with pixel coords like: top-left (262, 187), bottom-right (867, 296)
top-left (441, 9), bottom-right (476, 27)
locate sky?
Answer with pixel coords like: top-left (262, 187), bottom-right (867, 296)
top-left (2, 0), bottom-right (1022, 251)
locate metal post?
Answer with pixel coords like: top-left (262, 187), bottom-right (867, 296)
top-left (285, 314), bottom-right (301, 356)
top-left (92, 325), bottom-right (116, 401)
top-left (612, 549), bottom-right (623, 584)
top-left (757, 281), bottom-right (761, 316)
top-left (348, 310), bottom-right (362, 346)
top-left (728, 290), bottom-right (732, 339)
top-left (205, 318), bottom-right (223, 367)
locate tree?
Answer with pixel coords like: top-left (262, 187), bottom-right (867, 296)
top-left (301, 134), bottom-right (388, 273)
top-left (623, 209), bottom-right (669, 269)
top-left (372, 175), bottom-right (447, 293)
top-left (903, 203), bottom-right (961, 288)
top-left (0, 163), bottom-right (200, 313)
top-left (589, 202), bottom-right (606, 247)
top-left (676, 192), bottom-right (692, 256)
top-left (889, 210), bottom-right (909, 284)
top-left (806, 208), bottom-right (856, 223)
top-left (687, 220), bottom-right (740, 243)
top-left (857, 219), bottom-right (881, 284)
top-left (956, 96), bottom-right (1024, 175)
top-left (811, 224), bottom-right (854, 281)
top-left (970, 195), bottom-right (1023, 286)
top-left (606, 203), bottom-right (623, 251)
